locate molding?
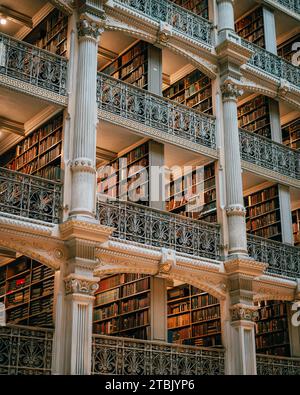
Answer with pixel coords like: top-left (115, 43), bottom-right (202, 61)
top-left (0, 213), bottom-right (55, 236)
top-left (224, 257), bottom-right (268, 277)
top-left (98, 109), bottom-right (218, 160)
top-left (60, 219), bottom-right (114, 243)
top-left (14, 3), bottom-right (55, 40)
top-left (0, 75), bottom-right (68, 108)
top-left (49, 0), bottom-right (73, 16)
top-left (0, 5), bottom-right (32, 28)
top-left (0, 117), bottom-right (24, 136)
top-left (64, 274), bottom-right (100, 296)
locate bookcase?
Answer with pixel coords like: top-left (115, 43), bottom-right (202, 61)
top-left (101, 41), bottom-right (149, 89)
top-left (235, 7), bottom-right (265, 48)
top-left (292, 208), bottom-right (300, 246)
top-left (244, 185), bottom-right (282, 241)
top-left (97, 141), bottom-right (149, 204)
top-left (167, 284), bottom-right (222, 347)
top-left (0, 257), bottom-right (54, 327)
top-left (93, 274), bottom-right (151, 339)
top-left (165, 161), bottom-right (217, 223)
top-left (254, 300), bottom-right (291, 356)
top-left (282, 118), bottom-right (300, 150)
top-left (24, 9), bottom-right (68, 56)
top-left (171, 0), bottom-right (209, 19)
top-left (163, 69), bottom-right (213, 115)
top-left (2, 113), bottom-right (63, 182)
top-left (277, 33), bottom-right (300, 63)
top-left (238, 96), bottom-right (271, 139)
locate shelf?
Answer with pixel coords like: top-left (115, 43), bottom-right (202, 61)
top-left (39, 140), bottom-right (62, 156)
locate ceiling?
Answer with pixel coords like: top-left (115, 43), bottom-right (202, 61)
top-left (0, 0), bottom-right (45, 36)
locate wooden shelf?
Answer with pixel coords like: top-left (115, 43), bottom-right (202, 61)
top-left (235, 6), bottom-right (265, 48)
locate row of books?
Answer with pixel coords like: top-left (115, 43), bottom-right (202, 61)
top-left (243, 28), bottom-right (264, 44)
top-left (7, 275), bottom-right (31, 292)
top-left (39, 130), bottom-right (62, 154)
top-left (172, 0), bottom-right (208, 19)
top-left (12, 147), bottom-right (38, 170)
top-left (194, 334), bottom-right (222, 347)
top-left (192, 305), bottom-right (220, 322)
top-left (29, 311), bottom-right (53, 327)
top-left (244, 119), bottom-right (270, 135)
top-left (186, 77), bottom-right (211, 98)
top-left (94, 303), bottom-right (118, 321)
top-left (168, 313), bottom-right (190, 329)
top-left (246, 199), bottom-right (278, 217)
top-left (32, 265), bottom-right (54, 282)
top-left (253, 223), bottom-right (281, 239)
top-left (238, 105), bottom-right (268, 127)
top-left (16, 134), bottom-right (38, 156)
top-left (120, 54), bottom-right (147, 78)
top-left (39, 144), bottom-right (61, 168)
top-left (95, 289), bottom-right (120, 306)
top-left (247, 212), bottom-right (279, 231)
top-left (186, 88), bottom-right (211, 108)
top-left (245, 186), bottom-right (278, 207)
top-left (238, 96), bottom-right (267, 117)
top-left (237, 19), bottom-right (263, 36)
top-left (121, 42), bottom-right (147, 66)
top-left (35, 165), bottom-right (62, 181)
top-left (6, 305), bottom-right (28, 321)
top-left (122, 278), bottom-right (150, 298)
top-left (39, 115), bottom-right (63, 140)
top-left (7, 290), bottom-right (30, 306)
top-left (121, 295), bottom-right (150, 313)
top-left (192, 320), bottom-right (221, 337)
top-left (256, 303), bottom-right (287, 320)
top-left (168, 301), bottom-right (190, 315)
top-left (256, 331), bottom-right (289, 348)
top-left (121, 310), bottom-right (149, 330)
top-left (235, 7), bottom-right (263, 32)
top-left (191, 293), bottom-right (219, 309)
top-left (30, 296), bottom-right (53, 315)
top-left (255, 317), bottom-right (287, 334)
top-left (124, 74), bottom-right (147, 89)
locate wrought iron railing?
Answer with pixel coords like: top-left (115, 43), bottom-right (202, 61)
top-left (96, 198), bottom-right (221, 260)
top-left (0, 167), bottom-right (62, 224)
top-left (272, 0), bottom-right (300, 14)
top-left (112, 0), bottom-right (213, 46)
top-left (247, 234), bottom-right (300, 279)
top-left (0, 325), bottom-right (53, 375)
top-left (239, 128), bottom-right (300, 180)
top-left (241, 39), bottom-right (300, 89)
top-left (92, 334), bottom-right (225, 375)
top-left (97, 73), bottom-right (216, 150)
top-left (257, 354), bottom-right (300, 375)
top-left (0, 32), bottom-right (67, 96)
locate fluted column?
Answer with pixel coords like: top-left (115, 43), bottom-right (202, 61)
top-left (221, 80), bottom-right (248, 256)
top-left (69, 16), bottom-right (103, 220)
top-left (217, 0), bottom-right (235, 42)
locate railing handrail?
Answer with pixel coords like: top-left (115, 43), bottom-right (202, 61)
top-left (113, 0), bottom-right (214, 45)
top-left (0, 166), bottom-right (63, 187)
top-left (97, 194), bottom-right (220, 231)
top-left (239, 127), bottom-right (300, 157)
top-left (93, 333), bottom-right (225, 354)
top-left (257, 353), bottom-right (300, 362)
top-left (271, 0), bottom-right (300, 15)
top-left (247, 232), bottom-right (299, 251)
top-left (97, 71), bottom-right (216, 121)
top-left (0, 31), bottom-right (67, 62)
top-left (3, 323), bottom-right (54, 333)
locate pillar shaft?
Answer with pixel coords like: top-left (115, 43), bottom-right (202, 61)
top-left (262, 7), bottom-right (277, 54)
top-left (70, 17), bottom-right (103, 219)
top-left (221, 81), bottom-right (248, 256)
top-left (217, 0), bottom-right (235, 33)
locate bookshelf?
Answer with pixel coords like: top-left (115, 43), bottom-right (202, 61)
top-left (24, 9), bottom-right (68, 57)
top-left (244, 185), bottom-right (282, 241)
top-left (93, 274), bottom-right (151, 339)
top-left (254, 300), bottom-right (291, 356)
top-left (163, 69), bottom-right (213, 115)
top-left (277, 33), bottom-right (300, 63)
top-left (166, 162), bottom-right (217, 223)
top-left (238, 96), bottom-right (271, 139)
top-left (0, 256), bottom-right (55, 327)
top-left (235, 7), bottom-right (265, 48)
top-left (282, 118), bottom-right (300, 150)
top-left (292, 208), bottom-right (300, 246)
top-left (101, 41), bottom-right (149, 89)
top-left (167, 284), bottom-right (222, 347)
top-left (171, 0), bottom-right (209, 19)
top-left (2, 113), bottom-right (63, 182)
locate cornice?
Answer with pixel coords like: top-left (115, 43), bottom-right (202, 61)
top-left (60, 218), bottom-right (114, 243)
top-left (98, 109), bottom-right (218, 160)
top-left (0, 75), bottom-right (68, 107)
top-left (224, 257), bottom-right (268, 277)
top-left (0, 213), bottom-right (55, 236)
top-left (49, 0), bottom-right (73, 15)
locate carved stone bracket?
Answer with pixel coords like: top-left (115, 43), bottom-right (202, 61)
top-left (157, 21), bottom-right (173, 46)
top-left (64, 274), bottom-right (99, 296)
top-left (158, 248), bottom-right (176, 276)
top-left (77, 14), bottom-right (105, 40)
top-left (221, 79), bottom-right (244, 101)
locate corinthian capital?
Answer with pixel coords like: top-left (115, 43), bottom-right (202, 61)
top-left (221, 79), bottom-right (243, 100)
top-left (65, 275), bottom-right (99, 296)
top-left (77, 16), bottom-right (105, 40)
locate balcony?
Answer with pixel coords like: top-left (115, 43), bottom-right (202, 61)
top-left (240, 39), bottom-right (300, 91)
top-left (0, 168), bottom-right (62, 224)
top-left (108, 0), bottom-right (213, 47)
top-left (0, 32), bottom-right (68, 102)
top-left (257, 354), bottom-right (300, 375)
top-left (97, 73), bottom-right (217, 154)
top-left (0, 324), bottom-right (53, 375)
top-left (96, 198), bottom-right (221, 261)
top-left (247, 234), bottom-right (300, 279)
top-left (269, 0), bottom-right (300, 15)
top-left (92, 334), bottom-right (225, 375)
top-left (239, 128), bottom-right (300, 183)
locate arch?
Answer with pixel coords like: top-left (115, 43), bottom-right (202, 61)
top-left (104, 19), bottom-right (218, 80)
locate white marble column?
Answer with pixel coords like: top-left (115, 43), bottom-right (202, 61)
top-left (69, 17), bottom-right (103, 220)
top-left (217, 0), bottom-right (235, 33)
top-left (262, 7), bottom-right (277, 54)
top-left (221, 81), bottom-right (248, 256)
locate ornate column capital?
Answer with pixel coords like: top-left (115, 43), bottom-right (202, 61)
top-left (64, 274), bottom-right (99, 296)
top-left (70, 158), bottom-right (96, 174)
top-left (221, 79), bottom-right (243, 101)
top-left (230, 303), bottom-right (259, 322)
top-left (226, 204), bottom-right (246, 217)
top-left (77, 15), bottom-right (105, 41)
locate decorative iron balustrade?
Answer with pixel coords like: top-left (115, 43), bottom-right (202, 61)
top-left (247, 234), bottom-right (300, 278)
top-left (92, 334), bottom-right (225, 375)
top-left (0, 32), bottom-right (67, 96)
top-left (96, 198), bottom-right (221, 260)
top-left (272, 0), bottom-right (300, 14)
top-left (0, 167), bottom-right (62, 224)
top-left (97, 73), bottom-right (216, 150)
top-left (112, 0), bottom-right (213, 46)
top-left (257, 354), bottom-right (300, 375)
top-left (241, 39), bottom-right (300, 88)
top-left (0, 325), bottom-right (53, 375)
top-left (239, 128), bottom-right (300, 180)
